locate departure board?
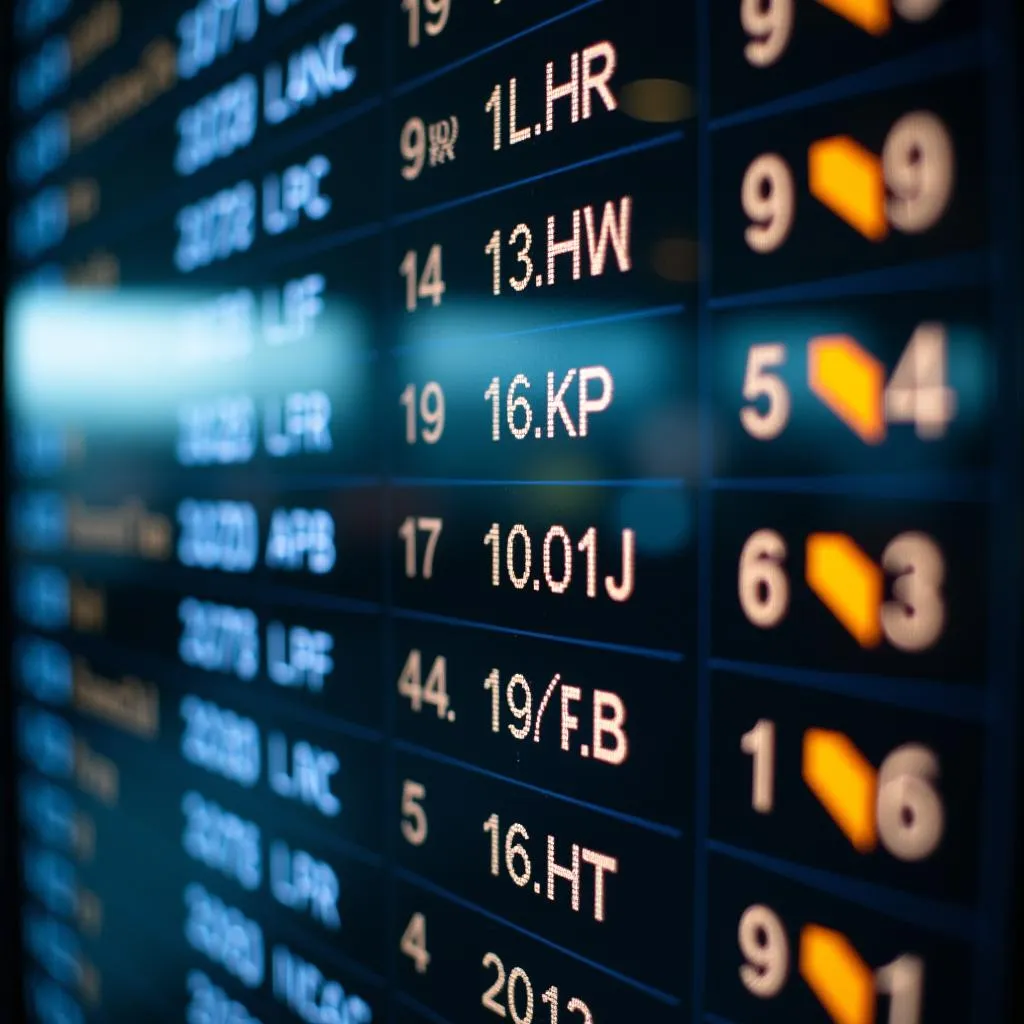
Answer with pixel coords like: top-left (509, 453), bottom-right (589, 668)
top-left (4, 1), bottom-right (1022, 1024)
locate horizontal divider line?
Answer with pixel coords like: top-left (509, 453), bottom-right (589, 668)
top-left (270, 813), bottom-right (384, 872)
top-left (390, 477), bottom-right (687, 488)
top-left (709, 251), bottom-right (990, 311)
top-left (48, 472), bottom-right (386, 496)
top-left (391, 302), bottom-right (687, 353)
top-left (710, 32), bottom-right (985, 131)
top-left (391, 606), bottom-right (685, 662)
top-left (390, 129), bottom-right (684, 227)
top-left (257, 218), bottom-right (385, 270)
top-left (42, 469), bottom-right (983, 502)
top-left (15, 212), bottom-right (386, 289)
top-left (394, 737), bottom-right (684, 839)
top-left (392, 0), bottom-right (607, 97)
top-left (269, 899), bottom-right (388, 992)
top-left (394, 992), bottom-right (457, 1024)
top-left (710, 657), bottom-right (986, 722)
top-left (67, 563), bottom-right (383, 619)
top-left (18, 471), bottom-right (686, 493)
top-left (707, 839), bottom-right (976, 941)
top-left (710, 471), bottom-right (991, 501)
top-left (15, 558), bottom-right (683, 663)
top-left (704, 1014), bottom-right (741, 1024)
top-left (395, 866), bottom-right (682, 1007)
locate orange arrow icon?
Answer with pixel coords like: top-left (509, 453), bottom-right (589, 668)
top-left (816, 0), bottom-right (892, 35)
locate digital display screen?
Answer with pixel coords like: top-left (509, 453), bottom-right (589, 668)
top-left (4, 1), bottom-right (1021, 1023)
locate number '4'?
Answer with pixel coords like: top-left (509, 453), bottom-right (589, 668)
top-left (400, 912), bottom-right (430, 973)
top-left (883, 323), bottom-right (957, 439)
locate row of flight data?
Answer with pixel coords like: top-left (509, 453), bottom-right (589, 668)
top-left (19, 764), bottom-right (985, 1024)
top-left (10, 0), bottom-right (983, 167)
top-left (10, 31), bottom-right (990, 295)
top-left (9, 484), bottom-right (993, 677)
top-left (13, 609), bottom-right (990, 906)
top-left (7, 282), bottom-right (999, 481)
top-left (15, 671), bottom-right (986, 1019)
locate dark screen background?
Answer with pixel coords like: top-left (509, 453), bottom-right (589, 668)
top-left (3, 2), bottom-right (1022, 1023)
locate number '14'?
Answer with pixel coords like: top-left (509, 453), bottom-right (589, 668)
top-left (400, 245), bottom-right (446, 312)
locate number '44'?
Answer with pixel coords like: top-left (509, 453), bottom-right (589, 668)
top-left (400, 245), bottom-right (446, 312)
top-left (398, 650), bottom-right (450, 718)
